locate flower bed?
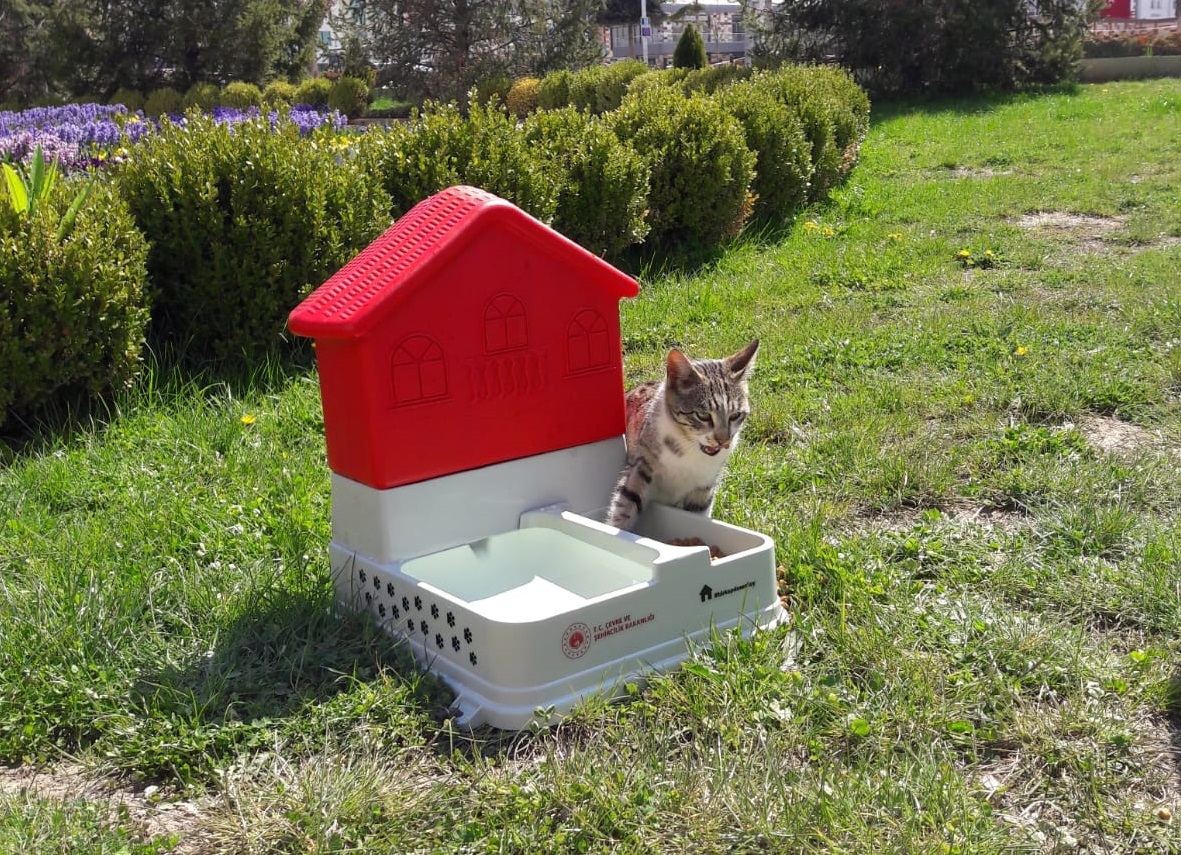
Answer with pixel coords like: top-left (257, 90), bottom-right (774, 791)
top-left (0, 103), bottom-right (346, 173)
top-left (1085, 30), bottom-right (1181, 58)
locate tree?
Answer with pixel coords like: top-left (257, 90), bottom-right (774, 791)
top-left (0, 1), bottom-right (53, 103)
top-left (11, 0), bottom-right (327, 105)
top-left (348, 0), bottom-right (606, 104)
top-left (672, 23), bottom-right (707, 69)
top-left (749, 0), bottom-right (1102, 97)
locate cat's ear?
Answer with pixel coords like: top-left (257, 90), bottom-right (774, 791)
top-left (666, 349), bottom-right (701, 391)
top-left (725, 339), bottom-right (759, 379)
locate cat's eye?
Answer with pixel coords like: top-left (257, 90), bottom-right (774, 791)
top-left (729, 412), bottom-right (745, 423)
top-left (695, 411), bottom-right (713, 425)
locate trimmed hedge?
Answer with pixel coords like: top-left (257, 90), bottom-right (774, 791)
top-left (143, 87), bottom-right (183, 118)
top-left (506, 77), bottom-right (541, 118)
top-left (522, 107), bottom-right (650, 260)
top-left (109, 88), bottom-right (143, 112)
top-left (609, 85), bottom-right (755, 250)
top-left (538, 60), bottom-right (649, 114)
top-left (715, 80), bottom-right (812, 226)
top-left (183, 82), bottom-right (220, 112)
top-left (263, 81), bottom-right (298, 107)
top-left (0, 180), bottom-right (149, 425)
top-left (218, 82), bottom-right (263, 110)
top-left (114, 113), bottom-right (391, 361)
top-left (6, 62), bottom-right (870, 407)
top-left (328, 76), bottom-right (370, 119)
top-left (357, 100), bottom-right (559, 223)
top-left (749, 66), bottom-right (868, 202)
top-left (294, 78), bottom-right (332, 108)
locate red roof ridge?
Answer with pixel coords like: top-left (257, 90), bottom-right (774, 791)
top-left (289, 185), bottom-right (638, 340)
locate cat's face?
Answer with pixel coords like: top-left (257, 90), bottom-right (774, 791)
top-left (665, 340), bottom-right (759, 456)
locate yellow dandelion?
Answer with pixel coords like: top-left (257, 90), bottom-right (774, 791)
top-left (888, 232), bottom-right (904, 240)
top-left (1014, 345), bottom-right (1029, 357)
top-left (240, 413), bottom-right (257, 425)
top-left (804, 220), bottom-right (819, 231)
top-left (984, 250), bottom-right (995, 258)
top-left (822, 226), bottom-right (835, 237)
top-left (957, 249), bottom-right (971, 258)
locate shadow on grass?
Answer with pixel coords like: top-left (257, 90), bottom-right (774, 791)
top-left (0, 343), bottom-right (318, 466)
top-left (868, 82), bottom-right (1083, 127)
top-left (125, 585), bottom-right (453, 783)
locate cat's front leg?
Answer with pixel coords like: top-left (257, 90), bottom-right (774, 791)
top-left (678, 485), bottom-right (716, 516)
top-left (606, 456), bottom-right (654, 532)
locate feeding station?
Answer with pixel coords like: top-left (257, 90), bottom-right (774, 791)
top-left (288, 185), bottom-right (785, 729)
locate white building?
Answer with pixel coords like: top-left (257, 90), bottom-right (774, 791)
top-left (605, 3), bottom-right (757, 66)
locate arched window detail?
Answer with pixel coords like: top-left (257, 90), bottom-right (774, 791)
top-left (484, 294), bottom-right (528, 353)
top-left (566, 310), bottom-right (610, 374)
top-left (390, 335), bottom-right (447, 405)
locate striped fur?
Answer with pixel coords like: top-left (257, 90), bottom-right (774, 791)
top-left (606, 339), bottom-right (759, 531)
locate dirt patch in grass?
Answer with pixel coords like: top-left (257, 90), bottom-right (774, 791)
top-left (1078, 414), bottom-right (1164, 457)
top-left (1017, 211), bottom-right (1126, 252)
top-left (850, 502), bottom-right (1027, 540)
top-left (928, 166), bottom-right (1014, 180)
top-left (0, 762), bottom-right (211, 853)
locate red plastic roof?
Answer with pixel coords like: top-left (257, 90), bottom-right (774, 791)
top-left (288, 185), bottom-right (639, 340)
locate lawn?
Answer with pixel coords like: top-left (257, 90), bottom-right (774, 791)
top-left (2, 78), bottom-right (1181, 854)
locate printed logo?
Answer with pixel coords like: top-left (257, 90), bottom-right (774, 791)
top-left (561, 622), bottom-right (592, 659)
top-left (699, 580), bottom-right (755, 603)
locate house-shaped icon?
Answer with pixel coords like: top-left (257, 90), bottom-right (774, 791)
top-left (288, 184), bottom-right (640, 490)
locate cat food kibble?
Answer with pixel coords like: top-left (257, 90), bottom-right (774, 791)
top-left (666, 537), bottom-right (726, 560)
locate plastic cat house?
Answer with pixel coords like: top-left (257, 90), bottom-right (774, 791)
top-left (288, 185), bottom-right (785, 729)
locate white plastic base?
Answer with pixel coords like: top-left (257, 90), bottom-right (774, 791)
top-left (330, 441), bottom-right (786, 730)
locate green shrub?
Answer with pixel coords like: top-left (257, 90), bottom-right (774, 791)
top-left (357, 99), bottom-right (559, 223)
top-left (563, 60), bottom-right (649, 114)
top-left (328, 76), bottom-right (370, 119)
top-left (183, 82), bottom-right (220, 112)
top-left (262, 80), bottom-right (298, 107)
top-left (113, 114), bottom-right (391, 361)
top-left (143, 87), bottom-right (183, 118)
top-left (623, 68), bottom-right (685, 98)
top-left (294, 77), bottom-right (333, 107)
top-left (537, 69), bottom-right (572, 110)
top-left (473, 73), bottom-right (512, 107)
top-left (610, 86), bottom-right (755, 250)
top-left (506, 77), bottom-right (541, 118)
top-left (109, 88), bottom-right (143, 112)
top-left (673, 24), bottom-right (709, 70)
top-left (218, 81), bottom-right (263, 110)
top-left (715, 81), bottom-right (811, 226)
top-left (0, 179), bottom-right (149, 425)
top-left (522, 107), bottom-right (649, 260)
top-left (751, 66), bottom-right (869, 200)
top-left (799, 65), bottom-right (870, 154)
top-left (680, 64), bottom-right (751, 95)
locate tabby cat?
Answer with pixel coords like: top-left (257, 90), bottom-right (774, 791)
top-left (606, 340), bottom-right (759, 532)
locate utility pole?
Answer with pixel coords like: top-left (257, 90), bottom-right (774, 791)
top-left (640, 0), bottom-right (649, 65)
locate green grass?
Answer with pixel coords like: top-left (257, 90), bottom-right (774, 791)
top-left (3, 79), bottom-right (1181, 853)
